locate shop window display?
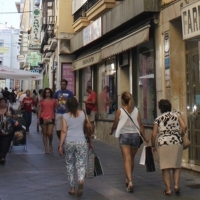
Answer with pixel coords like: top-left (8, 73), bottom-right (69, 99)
top-left (137, 42), bottom-right (155, 125)
top-left (97, 59), bottom-right (117, 120)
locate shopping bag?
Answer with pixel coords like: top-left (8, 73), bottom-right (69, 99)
top-left (85, 148), bottom-right (95, 178)
top-left (145, 146), bottom-right (156, 172)
top-left (92, 149), bottom-right (104, 177)
top-left (94, 155), bottom-right (104, 177)
top-left (139, 146), bottom-right (146, 165)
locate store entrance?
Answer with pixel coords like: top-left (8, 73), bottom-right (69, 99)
top-left (186, 49), bottom-right (200, 165)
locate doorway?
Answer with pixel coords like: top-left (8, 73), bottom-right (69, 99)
top-left (186, 49), bottom-right (200, 165)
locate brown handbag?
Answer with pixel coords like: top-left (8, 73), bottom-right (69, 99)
top-left (83, 110), bottom-right (93, 142)
top-left (182, 134), bottom-right (191, 150)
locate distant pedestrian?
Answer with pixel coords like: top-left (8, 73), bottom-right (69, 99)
top-left (83, 86), bottom-right (97, 134)
top-left (109, 91), bottom-right (148, 193)
top-left (2, 87), bottom-right (10, 105)
top-left (9, 89), bottom-right (16, 107)
top-left (54, 79), bottom-right (73, 139)
top-left (58, 97), bottom-right (89, 197)
top-left (32, 89), bottom-right (38, 102)
top-left (21, 90), bottom-right (35, 133)
top-left (36, 89), bottom-right (43, 132)
top-left (151, 99), bottom-right (187, 195)
top-left (38, 88), bottom-right (56, 154)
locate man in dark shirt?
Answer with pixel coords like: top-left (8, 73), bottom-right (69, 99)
top-left (2, 87), bottom-right (10, 104)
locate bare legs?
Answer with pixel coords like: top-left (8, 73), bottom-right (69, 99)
top-left (120, 145), bottom-right (138, 187)
top-left (41, 124), bottom-right (54, 154)
top-left (162, 168), bottom-right (181, 194)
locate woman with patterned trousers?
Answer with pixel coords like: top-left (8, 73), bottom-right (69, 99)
top-left (151, 99), bottom-right (187, 195)
top-left (58, 97), bottom-right (88, 197)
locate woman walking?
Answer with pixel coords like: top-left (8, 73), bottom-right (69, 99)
top-left (58, 97), bottom-right (89, 197)
top-left (109, 91), bottom-right (148, 193)
top-left (21, 90), bottom-right (35, 133)
top-left (38, 88), bottom-right (56, 154)
top-left (151, 99), bottom-right (187, 195)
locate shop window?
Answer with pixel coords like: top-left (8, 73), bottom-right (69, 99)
top-left (81, 67), bottom-right (92, 101)
top-left (96, 57), bottom-right (117, 120)
top-left (137, 41), bottom-right (155, 125)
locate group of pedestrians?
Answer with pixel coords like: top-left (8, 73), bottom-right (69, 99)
top-left (0, 80), bottom-right (188, 198)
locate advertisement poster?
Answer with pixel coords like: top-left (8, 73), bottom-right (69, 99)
top-left (62, 63), bottom-right (75, 95)
top-left (84, 67), bottom-right (92, 95)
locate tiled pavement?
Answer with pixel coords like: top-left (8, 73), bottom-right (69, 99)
top-left (0, 104), bottom-right (200, 199)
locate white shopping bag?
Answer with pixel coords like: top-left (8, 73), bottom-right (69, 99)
top-left (139, 146), bottom-right (146, 165)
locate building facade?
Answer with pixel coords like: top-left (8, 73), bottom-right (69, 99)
top-left (38, 0), bottom-right (200, 171)
top-left (0, 24), bottom-right (20, 90)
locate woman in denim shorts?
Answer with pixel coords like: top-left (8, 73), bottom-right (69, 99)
top-left (109, 91), bottom-right (148, 193)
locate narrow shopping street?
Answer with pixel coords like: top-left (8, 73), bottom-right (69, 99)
top-left (0, 104), bottom-right (199, 200)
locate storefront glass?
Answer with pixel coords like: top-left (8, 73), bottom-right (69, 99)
top-left (96, 58), bottom-right (117, 120)
top-left (81, 67), bottom-right (92, 107)
top-left (137, 40), bottom-right (155, 125)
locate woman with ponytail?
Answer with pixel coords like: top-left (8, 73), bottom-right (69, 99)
top-left (109, 91), bottom-right (148, 193)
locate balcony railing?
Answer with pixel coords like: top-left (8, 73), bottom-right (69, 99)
top-left (74, 7), bottom-right (86, 22)
top-left (85, 0), bottom-right (100, 12)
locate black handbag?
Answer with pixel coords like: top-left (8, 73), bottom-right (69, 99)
top-left (145, 146), bottom-right (156, 172)
top-left (122, 108), bottom-right (144, 147)
top-left (92, 149), bottom-right (104, 177)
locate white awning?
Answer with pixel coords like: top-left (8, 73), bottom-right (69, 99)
top-left (0, 66), bottom-right (43, 80)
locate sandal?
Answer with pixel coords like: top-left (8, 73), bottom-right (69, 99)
top-left (77, 181), bottom-right (84, 197)
top-left (174, 187), bottom-right (180, 194)
top-left (0, 158), bottom-right (5, 165)
top-left (126, 182), bottom-right (134, 193)
top-left (125, 179), bottom-right (129, 187)
top-left (68, 187), bottom-right (75, 195)
top-left (163, 190), bottom-right (171, 196)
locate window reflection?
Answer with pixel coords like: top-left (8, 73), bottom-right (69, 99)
top-left (137, 41), bottom-right (155, 124)
top-left (97, 58), bottom-right (117, 120)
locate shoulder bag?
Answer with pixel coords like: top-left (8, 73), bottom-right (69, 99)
top-left (182, 134), bottom-right (191, 150)
top-left (83, 110), bottom-right (93, 142)
top-left (122, 108), bottom-right (144, 147)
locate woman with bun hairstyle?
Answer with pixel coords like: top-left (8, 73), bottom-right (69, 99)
top-left (109, 91), bottom-right (148, 193)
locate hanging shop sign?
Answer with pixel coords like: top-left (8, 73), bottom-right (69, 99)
top-left (181, 1), bottom-right (200, 40)
top-left (27, 52), bottom-right (42, 67)
top-left (17, 54), bottom-right (26, 62)
top-left (29, 7), bottom-right (41, 49)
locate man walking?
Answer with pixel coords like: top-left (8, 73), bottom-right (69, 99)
top-left (54, 79), bottom-right (73, 139)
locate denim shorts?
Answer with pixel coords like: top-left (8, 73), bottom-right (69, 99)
top-left (119, 133), bottom-right (140, 148)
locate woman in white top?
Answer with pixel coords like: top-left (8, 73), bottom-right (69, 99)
top-left (109, 91), bottom-right (148, 193)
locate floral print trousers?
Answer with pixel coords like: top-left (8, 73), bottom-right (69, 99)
top-left (64, 141), bottom-right (88, 187)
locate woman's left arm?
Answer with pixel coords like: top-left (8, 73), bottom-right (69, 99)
top-left (178, 116), bottom-right (187, 136)
top-left (59, 117), bottom-right (67, 156)
top-left (137, 112), bottom-right (148, 142)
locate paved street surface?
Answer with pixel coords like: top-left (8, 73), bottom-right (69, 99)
top-left (0, 104), bottom-right (200, 199)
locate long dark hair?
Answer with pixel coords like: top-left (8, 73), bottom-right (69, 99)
top-left (42, 88), bottom-right (53, 99)
top-left (66, 97), bottom-right (79, 117)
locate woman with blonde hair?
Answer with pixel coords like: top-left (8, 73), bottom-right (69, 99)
top-left (109, 91), bottom-right (148, 193)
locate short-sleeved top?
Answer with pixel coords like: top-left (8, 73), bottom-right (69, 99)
top-left (154, 111), bottom-right (182, 147)
top-left (54, 89), bottom-right (73, 114)
top-left (63, 111), bottom-right (86, 142)
top-left (39, 99), bottom-right (56, 119)
top-left (86, 91), bottom-right (97, 111)
top-left (22, 97), bottom-right (35, 112)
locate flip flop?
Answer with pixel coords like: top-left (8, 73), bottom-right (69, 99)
top-left (174, 187), bottom-right (180, 194)
top-left (163, 190), bottom-right (171, 196)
